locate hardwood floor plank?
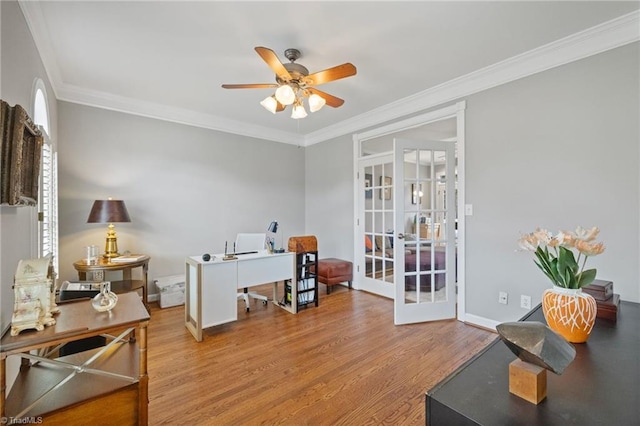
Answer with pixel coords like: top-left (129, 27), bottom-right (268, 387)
top-left (147, 284), bottom-right (495, 425)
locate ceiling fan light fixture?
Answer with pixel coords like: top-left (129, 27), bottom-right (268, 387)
top-left (308, 93), bottom-right (326, 113)
top-left (291, 103), bottom-right (308, 119)
top-left (222, 47), bottom-right (357, 119)
top-left (275, 84), bottom-right (295, 105)
top-left (260, 96), bottom-right (278, 114)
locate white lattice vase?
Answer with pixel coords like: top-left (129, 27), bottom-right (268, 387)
top-left (542, 286), bottom-right (597, 343)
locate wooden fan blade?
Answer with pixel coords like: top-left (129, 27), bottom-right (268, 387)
top-left (307, 88), bottom-right (344, 108)
top-left (306, 63), bottom-right (356, 86)
top-left (221, 84), bottom-right (278, 89)
top-left (255, 46), bottom-right (292, 81)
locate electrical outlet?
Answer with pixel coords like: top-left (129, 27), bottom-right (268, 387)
top-left (498, 291), bottom-right (508, 305)
top-left (521, 295), bottom-right (532, 310)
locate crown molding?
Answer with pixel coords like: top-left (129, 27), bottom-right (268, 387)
top-left (304, 10), bottom-right (640, 146)
top-left (56, 83), bottom-right (304, 145)
top-left (19, 1), bottom-right (639, 147)
top-left (18, 1), bottom-right (305, 145)
top-left (19, 1), bottom-right (63, 98)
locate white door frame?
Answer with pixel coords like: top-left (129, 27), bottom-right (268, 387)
top-left (352, 101), bottom-right (467, 322)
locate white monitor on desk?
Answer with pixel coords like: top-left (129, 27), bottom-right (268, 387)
top-left (235, 233), bottom-right (267, 253)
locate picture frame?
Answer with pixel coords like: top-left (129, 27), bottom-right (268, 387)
top-left (364, 173), bottom-right (372, 199)
top-left (0, 101), bottom-right (43, 206)
top-left (380, 176), bottom-right (392, 200)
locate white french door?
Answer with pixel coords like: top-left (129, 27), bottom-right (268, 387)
top-left (393, 138), bottom-right (456, 325)
top-left (358, 154), bottom-right (395, 298)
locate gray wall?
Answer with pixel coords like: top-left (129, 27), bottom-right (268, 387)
top-left (304, 135), bottom-right (354, 261)
top-left (3, 0), bottom-right (638, 333)
top-left (305, 42), bottom-right (639, 324)
top-left (1, 0), bottom-right (58, 334)
top-left (57, 102), bottom-right (306, 290)
top-left (464, 42), bottom-right (639, 321)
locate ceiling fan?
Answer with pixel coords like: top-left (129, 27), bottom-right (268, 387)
top-left (221, 47), bottom-right (357, 119)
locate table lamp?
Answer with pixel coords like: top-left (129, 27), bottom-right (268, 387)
top-left (267, 220), bottom-right (285, 253)
top-left (87, 198), bottom-right (131, 259)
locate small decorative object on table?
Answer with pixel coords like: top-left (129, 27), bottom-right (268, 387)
top-left (91, 281), bottom-right (118, 312)
top-left (11, 254), bottom-right (58, 336)
top-left (581, 279), bottom-right (613, 301)
top-left (496, 321), bottom-right (576, 404)
top-left (85, 244), bottom-right (98, 265)
top-left (583, 279), bottom-right (620, 322)
top-left (518, 226), bottom-right (605, 343)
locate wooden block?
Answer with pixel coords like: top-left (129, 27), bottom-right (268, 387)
top-left (509, 359), bottom-right (547, 404)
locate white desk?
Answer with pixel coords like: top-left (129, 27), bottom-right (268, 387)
top-left (184, 251), bottom-right (295, 342)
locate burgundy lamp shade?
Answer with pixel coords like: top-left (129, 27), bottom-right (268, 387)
top-left (87, 200), bottom-right (131, 223)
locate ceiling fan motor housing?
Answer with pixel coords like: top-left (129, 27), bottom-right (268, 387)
top-left (278, 63), bottom-right (309, 83)
top-left (277, 49), bottom-right (309, 86)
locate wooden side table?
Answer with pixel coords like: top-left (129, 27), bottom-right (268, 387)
top-left (73, 255), bottom-right (150, 307)
top-left (0, 292), bottom-right (150, 424)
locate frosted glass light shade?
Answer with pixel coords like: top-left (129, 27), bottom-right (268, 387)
top-left (308, 94), bottom-right (326, 112)
top-left (260, 96), bottom-right (278, 114)
top-left (275, 84), bottom-right (295, 105)
top-left (291, 104), bottom-right (308, 119)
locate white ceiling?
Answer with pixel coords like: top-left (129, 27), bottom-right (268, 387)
top-left (19, 1), bottom-right (639, 145)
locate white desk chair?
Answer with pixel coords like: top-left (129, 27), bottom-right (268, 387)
top-left (235, 233), bottom-right (268, 311)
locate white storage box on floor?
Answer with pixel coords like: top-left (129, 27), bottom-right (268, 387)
top-left (154, 274), bottom-right (186, 308)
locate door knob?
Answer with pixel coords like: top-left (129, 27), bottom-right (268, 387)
top-left (397, 233), bottom-right (405, 239)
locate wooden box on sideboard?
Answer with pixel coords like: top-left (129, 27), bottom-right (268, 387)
top-left (582, 279), bottom-right (613, 301)
top-left (596, 294), bottom-right (620, 322)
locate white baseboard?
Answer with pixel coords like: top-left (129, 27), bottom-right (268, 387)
top-left (463, 314), bottom-right (500, 332)
top-left (147, 293), bottom-right (159, 303)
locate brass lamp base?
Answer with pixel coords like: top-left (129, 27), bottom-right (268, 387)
top-left (103, 223), bottom-right (120, 259)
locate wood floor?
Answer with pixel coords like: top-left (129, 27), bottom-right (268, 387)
top-left (147, 284), bottom-right (496, 425)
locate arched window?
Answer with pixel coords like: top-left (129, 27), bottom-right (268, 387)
top-left (32, 78), bottom-right (58, 275)
top-left (33, 80), bottom-right (50, 136)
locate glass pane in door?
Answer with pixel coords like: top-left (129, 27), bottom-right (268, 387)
top-left (363, 161), bottom-right (394, 286)
top-left (364, 165), bottom-right (375, 279)
top-left (402, 148), bottom-right (449, 304)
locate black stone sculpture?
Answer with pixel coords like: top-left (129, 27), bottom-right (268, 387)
top-left (496, 321), bottom-right (576, 374)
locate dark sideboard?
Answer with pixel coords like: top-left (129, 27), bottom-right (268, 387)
top-left (426, 301), bottom-right (640, 425)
